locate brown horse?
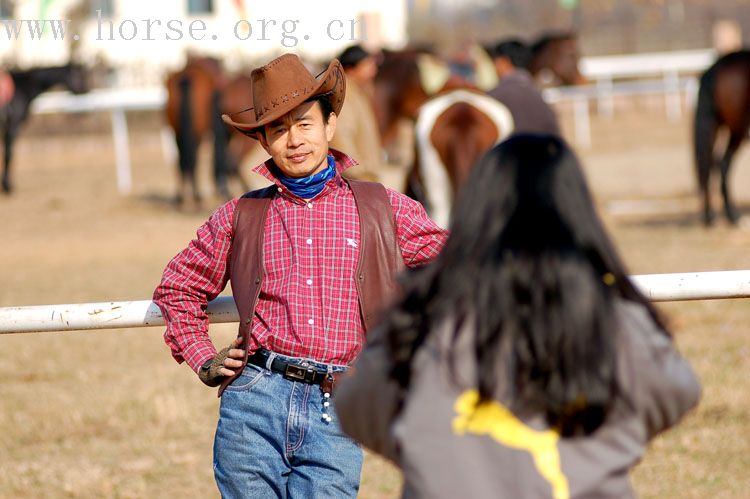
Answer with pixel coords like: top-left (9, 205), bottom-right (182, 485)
top-left (373, 49), bottom-right (513, 224)
top-left (373, 39), bottom-right (579, 152)
top-left (165, 56), bottom-right (225, 206)
top-left (165, 56), bottom-right (256, 207)
top-left (694, 50), bottom-right (750, 226)
top-left (527, 32), bottom-right (587, 87)
top-left (373, 48), bottom-right (466, 151)
top-left (413, 89), bottom-right (513, 227)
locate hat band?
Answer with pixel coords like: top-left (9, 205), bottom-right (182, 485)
top-left (256, 83), bottom-right (317, 120)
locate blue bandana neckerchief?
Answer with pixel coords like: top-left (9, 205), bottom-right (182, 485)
top-left (272, 154), bottom-right (336, 199)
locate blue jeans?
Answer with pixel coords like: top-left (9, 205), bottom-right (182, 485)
top-left (213, 353), bottom-right (363, 499)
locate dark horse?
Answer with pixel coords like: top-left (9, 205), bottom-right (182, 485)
top-left (694, 50), bottom-right (750, 226)
top-left (1, 63), bottom-right (88, 193)
top-left (165, 56), bottom-right (255, 207)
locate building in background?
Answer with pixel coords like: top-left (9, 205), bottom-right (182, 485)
top-left (3, 0), bottom-right (749, 87)
top-left (0, 0), bottom-right (407, 86)
top-left (407, 0), bottom-right (749, 57)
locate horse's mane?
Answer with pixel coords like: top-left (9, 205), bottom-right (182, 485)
top-left (530, 31), bottom-right (578, 55)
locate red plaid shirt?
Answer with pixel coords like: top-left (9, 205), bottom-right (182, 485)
top-left (153, 150), bottom-right (447, 373)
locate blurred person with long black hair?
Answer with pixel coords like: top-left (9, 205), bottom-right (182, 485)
top-left (336, 134), bottom-right (700, 498)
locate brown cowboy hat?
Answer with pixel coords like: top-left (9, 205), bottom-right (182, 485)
top-left (222, 53), bottom-right (345, 138)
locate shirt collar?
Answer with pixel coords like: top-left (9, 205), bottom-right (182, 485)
top-left (253, 148), bottom-right (359, 185)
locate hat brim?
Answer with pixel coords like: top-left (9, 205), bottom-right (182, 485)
top-left (222, 59), bottom-right (346, 139)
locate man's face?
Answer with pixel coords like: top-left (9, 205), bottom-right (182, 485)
top-left (258, 100), bottom-right (337, 178)
top-left (493, 56), bottom-right (515, 79)
top-left (348, 56), bottom-right (378, 84)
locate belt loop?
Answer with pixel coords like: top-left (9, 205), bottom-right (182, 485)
top-left (265, 351), bottom-right (276, 371)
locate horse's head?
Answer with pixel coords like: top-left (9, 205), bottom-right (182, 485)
top-left (65, 63), bottom-right (89, 94)
top-left (373, 48), bottom-right (470, 144)
top-left (373, 49), bottom-right (430, 143)
top-left (528, 32), bottom-right (587, 86)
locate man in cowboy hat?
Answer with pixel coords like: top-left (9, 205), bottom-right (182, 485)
top-left (153, 53), bottom-right (447, 498)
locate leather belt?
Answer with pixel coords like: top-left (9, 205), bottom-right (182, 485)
top-left (247, 348), bottom-right (330, 385)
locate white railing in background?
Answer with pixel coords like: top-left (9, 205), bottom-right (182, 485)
top-left (542, 76), bottom-right (699, 148)
top-left (558, 48), bottom-right (716, 147)
top-left (30, 87), bottom-right (167, 195)
top-left (580, 48), bottom-right (715, 81)
top-left (2, 270), bottom-right (750, 334)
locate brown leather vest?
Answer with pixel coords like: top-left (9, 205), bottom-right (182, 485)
top-left (218, 179), bottom-right (405, 395)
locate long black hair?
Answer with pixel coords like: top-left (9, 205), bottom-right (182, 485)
top-left (386, 134), bottom-right (668, 435)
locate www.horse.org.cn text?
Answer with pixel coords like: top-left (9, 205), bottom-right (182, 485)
top-left (1, 13), bottom-right (365, 47)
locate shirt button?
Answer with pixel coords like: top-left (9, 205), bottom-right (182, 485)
top-left (306, 238), bottom-right (312, 245)
top-left (277, 187), bottom-right (282, 193)
top-left (306, 279), bottom-right (313, 285)
top-left (308, 318), bottom-right (314, 325)
top-left (307, 202), bottom-right (313, 209)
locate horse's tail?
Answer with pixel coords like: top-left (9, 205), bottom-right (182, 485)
top-left (694, 63), bottom-right (719, 194)
top-left (177, 76), bottom-right (197, 177)
top-left (211, 88), bottom-right (230, 199)
top-left (445, 103), bottom-right (493, 188)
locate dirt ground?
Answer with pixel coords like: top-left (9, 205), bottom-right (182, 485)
top-left (1, 98), bottom-right (749, 498)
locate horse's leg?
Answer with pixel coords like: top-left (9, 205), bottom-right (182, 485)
top-left (176, 77), bottom-right (199, 207)
top-left (2, 123), bottom-right (17, 194)
top-left (719, 131), bottom-right (745, 224)
top-left (211, 89), bottom-right (230, 200)
top-left (176, 136), bottom-right (199, 206)
top-left (695, 123), bottom-right (718, 227)
top-left (694, 69), bottom-right (719, 226)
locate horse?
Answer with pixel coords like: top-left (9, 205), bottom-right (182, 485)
top-left (413, 89), bottom-right (514, 227)
top-left (694, 50), bottom-right (750, 226)
top-left (373, 48), bottom-right (467, 155)
top-left (165, 56), bottom-right (257, 207)
top-left (1, 63), bottom-right (88, 194)
top-left (165, 56), bottom-right (227, 206)
top-left (527, 32), bottom-right (587, 87)
top-left (373, 49), bottom-right (514, 225)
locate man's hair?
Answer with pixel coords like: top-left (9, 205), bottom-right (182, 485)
top-left (384, 134), bottom-right (669, 436)
top-left (261, 93), bottom-right (334, 139)
top-left (309, 93), bottom-right (334, 123)
top-left (492, 39), bottom-right (532, 69)
top-left (337, 44), bottom-right (370, 69)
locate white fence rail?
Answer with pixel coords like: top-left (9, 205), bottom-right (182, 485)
top-left (580, 48), bottom-right (715, 81)
top-left (2, 270), bottom-right (750, 334)
top-left (31, 87), bottom-right (167, 195)
top-left (542, 76), bottom-right (699, 148)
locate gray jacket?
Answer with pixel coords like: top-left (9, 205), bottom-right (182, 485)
top-left (335, 299), bottom-right (700, 498)
top-left (488, 69), bottom-right (561, 136)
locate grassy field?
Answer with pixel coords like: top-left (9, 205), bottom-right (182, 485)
top-left (1, 101), bottom-right (749, 497)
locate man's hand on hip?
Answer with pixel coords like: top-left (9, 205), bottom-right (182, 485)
top-left (198, 336), bottom-right (246, 387)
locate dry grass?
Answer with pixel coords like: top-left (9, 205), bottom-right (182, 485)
top-left (1, 102), bottom-right (748, 497)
